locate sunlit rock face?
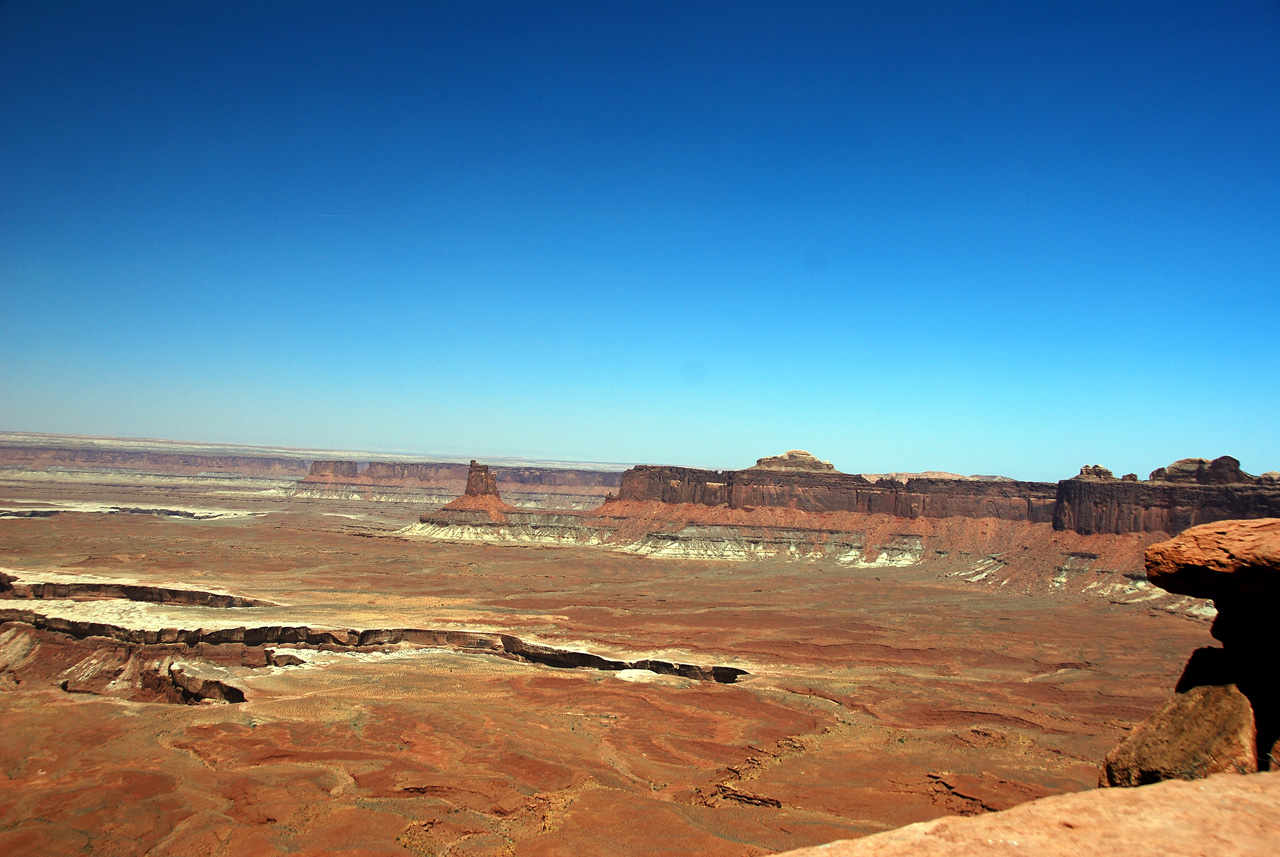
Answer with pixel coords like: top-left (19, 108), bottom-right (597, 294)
top-left (463, 460), bottom-right (499, 496)
top-left (774, 771), bottom-right (1280, 857)
top-left (749, 450), bottom-right (837, 472)
top-left (293, 459), bottom-right (622, 510)
top-left (1053, 457), bottom-right (1280, 535)
top-left (1101, 518), bottom-right (1280, 786)
top-left (615, 458), bottom-right (1058, 523)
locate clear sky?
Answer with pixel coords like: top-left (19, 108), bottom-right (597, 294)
top-left (2, 1), bottom-right (1277, 480)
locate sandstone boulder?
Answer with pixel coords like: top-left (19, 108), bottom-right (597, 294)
top-left (1127, 520), bottom-right (1280, 775)
top-left (265, 647), bottom-right (306, 667)
top-left (1101, 648), bottom-right (1257, 786)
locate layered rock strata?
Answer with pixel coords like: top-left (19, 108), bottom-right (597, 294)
top-left (616, 465), bottom-right (1058, 522)
top-left (0, 570), bottom-right (274, 608)
top-left (431, 461), bottom-right (518, 523)
top-left (406, 501), bottom-right (1209, 614)
top-left (294, 459), bottom-right (622, 509)
top-left (1054, 457), bottom-right (1280, 535)
top-left (615, 454), bottom-right (1279, 535)
top-left (1102, 519), bottom-right (1280, 785)
top-left (463, 459), bottom-right (498, 496)
top-left (0, 445), bottom-right (311, 478)
top-left (0, 612), bottom-right (746, 687)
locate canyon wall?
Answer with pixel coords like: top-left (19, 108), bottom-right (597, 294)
top-left (615, 456), bottom-right (1279, 535)
top-left (0, 446), bottom-right (311, 478)
top-left (1053, 458), bottom-right (1280, 536)
top-left (616, 465), bottom-right (1057, 523)
top-left (295, 460), bottom-right (623, 510)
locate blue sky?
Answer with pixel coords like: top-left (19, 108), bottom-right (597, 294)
top-left (2, 1), bottom-right (1277, 480)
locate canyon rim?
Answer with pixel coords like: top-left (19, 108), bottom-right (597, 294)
top-left (1, 435), bottom-right (1277, 854)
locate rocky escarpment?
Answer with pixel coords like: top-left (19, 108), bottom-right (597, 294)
top-left (406, 501), bottom-right (1207, 614)
top-left (616, 453), bottom-right (1278, 535)
top-left (1102, 519), bottom-right (1280, 785)
top-left (617, 464), bottom-right (1057, 523)
top-left (402, 452), bottom-right (1276, 619)
top-left (0, 611), bottom-right (747, 691)
top-left (1054, 458), bottom-right (1280, 535)
top-left (0, 445), bottom-right (312, 478)
top-left (0, 569), bottom-right (274, 608)
top-left (294, 460), bottom-right (622, 510)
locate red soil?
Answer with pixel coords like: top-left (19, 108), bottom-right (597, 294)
top-left (0, 483), bottom-right (1215, 855)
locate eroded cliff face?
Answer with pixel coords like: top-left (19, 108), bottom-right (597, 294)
top-left (617, 456), bottom-right (1279, 535)
top-left (463, 460), bottom-right (499, 496)
top-left (1053, 458), bottom-right (1280, 535)
top-left (616, 466), bottom-right (1057, 523)
top-left (434, 461), bottom-right (517, 522)
top-left (304, 460), bottom-right (361, 481)
top-left (0, 446), bottom-right (311, 478)
top-left (294, 460), bottom-right (623, 510)
top-left (405, 500), bottom-right (1197, 613)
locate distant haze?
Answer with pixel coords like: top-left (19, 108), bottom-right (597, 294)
top-left (1, 2), bottom-right (1277, 481)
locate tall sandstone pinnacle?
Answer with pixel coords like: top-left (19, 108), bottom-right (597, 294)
top-left (464, 459), bottom-right (500, 497)
top-left (1101, 518), bottom-right (1280, 786)
top-left (440, 460), bottom-right (515, 522)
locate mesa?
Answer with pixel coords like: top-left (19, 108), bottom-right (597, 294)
top-left (3, 435), bottom-right (1273, 855)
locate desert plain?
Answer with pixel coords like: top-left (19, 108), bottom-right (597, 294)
top-left (0, 452), bottom-right (1223, 857)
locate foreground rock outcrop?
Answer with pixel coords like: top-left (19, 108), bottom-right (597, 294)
top-left (1145, 517), bottom-right (1280, 600)
top-left (1101, 648), bottom-right (1258, 785)
top-left (1102, 519), bottom-right (1280, 785)
top-left (776, 771), bottom-right (1280, 857)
